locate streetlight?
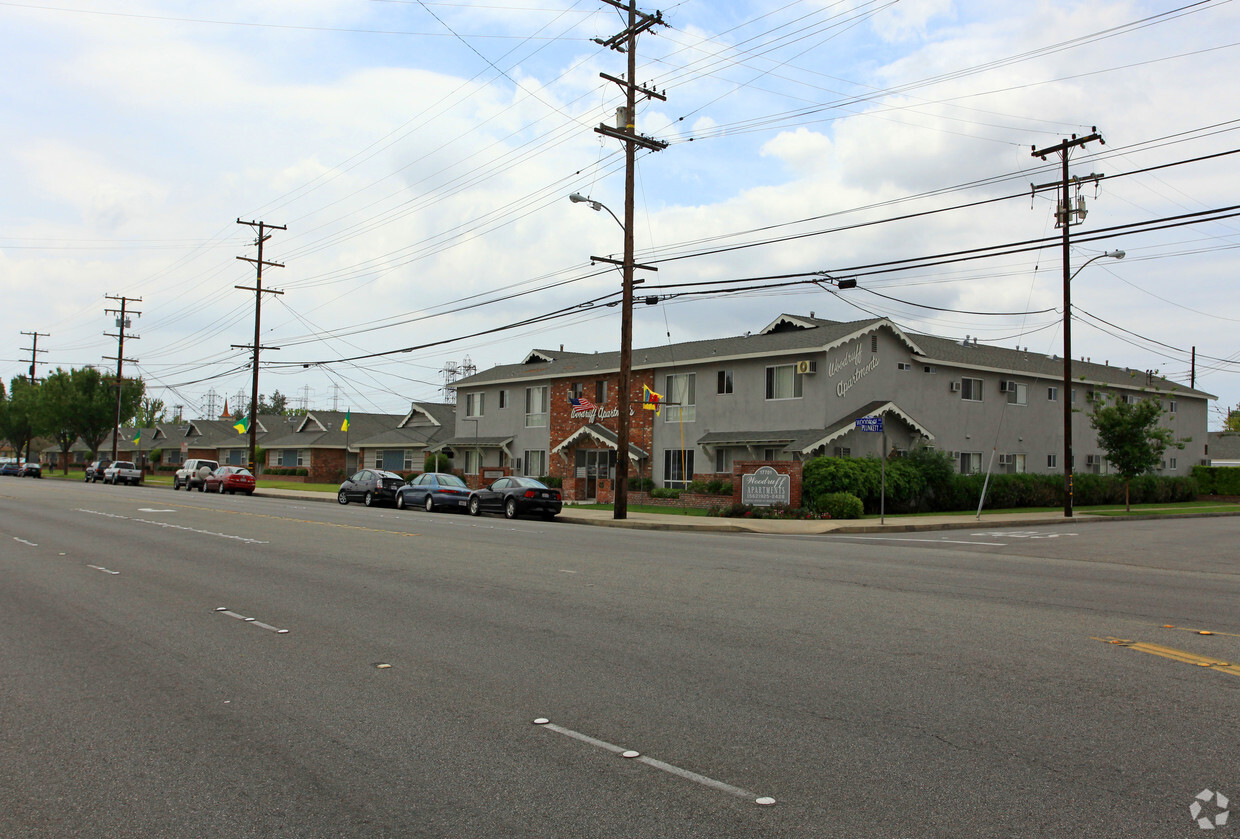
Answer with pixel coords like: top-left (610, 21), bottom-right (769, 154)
top-left (1061, 248), bottom-right (1125, 518)
top-left (570, 191), bottom-right (636, 519)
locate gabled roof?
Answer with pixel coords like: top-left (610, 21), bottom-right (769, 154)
top-left (695, 401), bottom-right (933, 455)
top-left (1208, 431), bottom-right (1240, 461)
top-left (551, 423), bottom-right (648, 460)
top-left (265, 410), bottom-right (402, 450)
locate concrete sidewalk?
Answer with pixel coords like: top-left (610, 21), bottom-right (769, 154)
top-left (253, 485), bottom-right (1240, 534)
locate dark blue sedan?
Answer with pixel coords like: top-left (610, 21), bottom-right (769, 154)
top-left (396, 472), bottom-right (470, 512)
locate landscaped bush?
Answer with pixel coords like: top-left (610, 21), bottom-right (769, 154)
top-left (651, 487), bottom-right (681, 499)
top-left (803, 455), bottom-right (924, 513)
top-left (424, 452), bottom-right (451, 472)
top-left (816, 492), bottom-right (864, 519)
top-left (540, 476), bottom-right (563, 488)
top-left (709, 503), bottom-right (830, 520)
top-left (297, 468), bottom-right (308, 476)
top-left (632, 477), bottom-right (655, 492)
top-left (1192, 465), bottom-right (1240, 495)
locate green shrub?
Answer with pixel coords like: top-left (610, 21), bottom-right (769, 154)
top-left (633, 477), bottom-right (655, 492)
top-left (1192, 465), bottom-right (1240, 495)
top-left (297, 468), bottom-right (308, 477)
top-left (424, 452), bottom-right (451, 472)
top-left (817, 492), bottom-right (864, 519)
top-left (708, 503), bottom-right (829, 520)
top-left (540, 476), bottom-right (563, 488)
top-left (651, 487), bottom-right (681, 499)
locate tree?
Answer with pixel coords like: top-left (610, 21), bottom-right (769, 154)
top-left (133, 397), bottom-right (168, 427)
top-left (68, 368), bottom-right (144, 459)
top-left (38, 369), bottom-right (80, 474)
top-left (242, 390), bottom-right (290, 419)
top-left (1225, 404), bottom-right (1240, 432)
top-left (1089, 395), bottom-right (1183, 511)
top-left (0, 377), bottom-right (38, 460)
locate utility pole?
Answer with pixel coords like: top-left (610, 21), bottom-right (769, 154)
top-left (592, 0), bottom-right (667, 520)
top-left (1032, 129), bottom-right (1104, 519)
top-left (233, 219), bottom-right (285, 472)
top-left (104, 295), bottom-right (141, 461)
top-left (19, 330), bottom-right (49, 463)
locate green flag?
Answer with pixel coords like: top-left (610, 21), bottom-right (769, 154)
top-left (234, 415), bottom-right (249, 435)
top-left (341, 410), bottom-right (350, 433)
top-left (133, 429), bottom-right (141, 446)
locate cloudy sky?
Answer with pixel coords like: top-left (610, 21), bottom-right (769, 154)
top-left (3, 0), bottom-right (1238, 427)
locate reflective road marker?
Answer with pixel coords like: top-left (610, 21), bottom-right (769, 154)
top-left (532, 718), bottom-right (774, 805)
top-left (1094, 637), bottom-right (1240, 678)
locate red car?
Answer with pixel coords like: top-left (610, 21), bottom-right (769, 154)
top-left (204, 466), bottom-right (256, 496)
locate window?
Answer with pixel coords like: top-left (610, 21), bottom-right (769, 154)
top-left (715, 448), bottom-right (733, 474)
top-left (376, 449), bottom-right (411, 471)
top-left (1005, 382), bottom-right (1028, 405)
top-left (961, 378), bottom-right (983, 401)
top-left (499, 389), bottom-right (509, 409)
top-left (959, 452), bottom-right (983, 474)
top-left (464, 449), bottom-right (480, 475)
top-left (871, 334), bottom-right (878, 353)
top-left (276, 448), bottom-right (305, 467)
top-left (833, 446), bottom-right (851, 458)
top-left (1048, 453), bottom-right (1057, 468)
top-left (1013, 453), bottom-right (1027, 474)
top-left (1169, 400), bottom-right (1178, 413)
top-left (664, 449), bottom-right (694, 489)
top-left (765, 364), bottom-right (803, 400)
top-left (523, 450), bottom-right (547, 477)
top-left (897, 362), bottom-right (911, 371)
top-left (1169, 457), bottom-right (1178, 470)
top-left (1071, 389), bottom-right (1077, 403)
top-left (924, 365), bottom-right (937, 374)
top-left (717, 369), bottom-right (734, 394)
top-left (665, 373), bottom-right (696, 422)
top-left (525, 386), bottom-right (548, 427)
top-left (465, 392), bottom-right (484, 418)
top-left (1123, 393), bottom-right (1138, 405)
top-left (570, 382), bottom-right (584, 400)
top-left (1048, 386), bottom-right (1058, 401)
top-left (595, 380), bottom-right (608, 404)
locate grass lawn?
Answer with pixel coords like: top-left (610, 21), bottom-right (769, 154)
top-left (571, 499), bottom-right (1239, 519)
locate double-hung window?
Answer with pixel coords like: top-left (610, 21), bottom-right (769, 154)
top-left (664, 373), bottom-right (696, 422)
top-left (961, 378), bottom-right (983, 401)
top-left (664, 449), bottom-right (694, 488)
top-left (525, 386), bottom-right (548, 427)
top-left (465, 392), bottom-right (484, 417)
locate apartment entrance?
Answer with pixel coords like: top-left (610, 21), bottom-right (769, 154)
top-left (574, 449), bottom-right (615, 500)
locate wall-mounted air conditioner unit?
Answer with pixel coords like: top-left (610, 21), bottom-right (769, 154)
top-left (950, 381), bottom-right (961, 392)
top-left (796, 360), bottom-right (817, 374)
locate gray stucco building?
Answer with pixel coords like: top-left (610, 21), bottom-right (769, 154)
top-left (448, 313), bottom-right (1211, 501)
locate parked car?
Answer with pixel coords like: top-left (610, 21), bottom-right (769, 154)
top-left (0, 459), bottom-right (22, 476)
top-left (204, 466), bottom-right (256, 495)
top-left (21, 460), bottom-right (42, 478)
top-left (337, 469), bottom-right (405, 507)
top-left (467, 476), bottom-right (562, 520)
top-left (396, 471), bottom-right (470, 512)
top-left (103, 461), bottom-right (143, 486)
top-left (174, 458), bottom-right (219, 491)
top-left (84, 459), bottom-right (113, 482)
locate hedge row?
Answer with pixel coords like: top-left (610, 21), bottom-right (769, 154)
top-left (1191, 465), bottom-right (1240, 495)
top-left (803, 452), bottom-right (1198, 514)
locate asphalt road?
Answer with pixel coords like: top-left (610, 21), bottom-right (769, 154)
top-left (1, 478), bottom-right (1237, 838)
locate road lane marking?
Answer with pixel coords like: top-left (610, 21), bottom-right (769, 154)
top-left (87, 564), bottom-right (121, 575)
top-left (12, 537), bottom-right (38, 547)
top-left (1163, 624), bottom-right (1240, 639)
top-left (77, 509), bottom-right (268, 544)
top-left (532, 718), bottom-right (774, 805)
top-left (138, 508), bottom-right (176, 513)
top-left (971, 531), bottom-right (1078, 539)
top-left (829, 535), bottom-right (1007, 546)
top-left (137, 502), bottom-right (420, 539)
top-left (1093, 637), bottom-right (1240, 678)
top-left (215, 607), bottom-right (289, 634)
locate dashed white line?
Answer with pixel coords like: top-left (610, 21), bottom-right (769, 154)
top-left (532, 718), bottom-right (774, 805)
top-left (87, 564), bottom-right (121, 575)
top-left (77, 509), bottom-right (268, 544)
top-left (12, 537), bottom-right (38, 547)
top-left (829, 535), bottom-right (1007, 546)
top-left (214, 607), bottom-right (288, 634)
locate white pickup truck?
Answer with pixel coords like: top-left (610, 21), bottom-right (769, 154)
top-left (102, 461), bottom-right (143, 486)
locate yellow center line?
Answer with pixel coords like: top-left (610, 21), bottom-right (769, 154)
top-left (1161, 624), bottom-right (1240, 639)
top-left (145, 501), bottom-right (420, 538)
top-left (1092, 637), bottom-right (1240, 678)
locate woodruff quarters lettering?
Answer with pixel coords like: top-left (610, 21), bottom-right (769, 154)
top-left (570, 406), bottom-right (620, 422)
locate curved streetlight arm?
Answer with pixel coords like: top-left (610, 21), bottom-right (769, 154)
top-left (569, 193), bottom-right (624, 231)
top-left (1070, 249), bottom-right (1124, 281)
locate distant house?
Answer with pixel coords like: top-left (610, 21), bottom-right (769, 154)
top-left (1208, 431), bottom-right (1240, 467)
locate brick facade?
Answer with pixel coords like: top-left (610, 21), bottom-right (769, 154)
top-left (548, 370), bottom-right (657, 502)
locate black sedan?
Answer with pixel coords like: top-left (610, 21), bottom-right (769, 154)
top-left (467, 477), bottom-right (562, 520)
top-left (396, 472), bottom-right (470, 512)
top-left (337, 469), bottom-right (406, 507)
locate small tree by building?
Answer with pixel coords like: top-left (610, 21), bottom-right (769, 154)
top-left (1089, 395), bottom-right (1183, 511)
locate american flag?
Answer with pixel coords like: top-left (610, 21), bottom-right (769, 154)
top-left (569, 396), bottom-right (597, 411)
